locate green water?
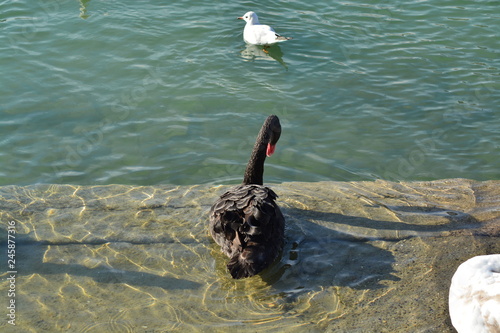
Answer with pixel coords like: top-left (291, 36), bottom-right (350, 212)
top-left (2, 2), bottom-right (499, 331)
top-left (1, 0), bottom-right (499, 186)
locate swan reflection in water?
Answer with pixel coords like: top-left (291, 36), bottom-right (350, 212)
top-left (239, 44), bottom-right (288, 70)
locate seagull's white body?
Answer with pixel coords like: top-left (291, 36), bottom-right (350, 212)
top-left (238, 11), bottom-right (292, 46)
top-left (449, 254), bottom-right (500, 333)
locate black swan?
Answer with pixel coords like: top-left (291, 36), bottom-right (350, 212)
top-left (209, 115), bottom-right (285, 279)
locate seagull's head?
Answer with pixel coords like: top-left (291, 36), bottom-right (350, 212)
top-left (238, 11), bottom-right (259, 24)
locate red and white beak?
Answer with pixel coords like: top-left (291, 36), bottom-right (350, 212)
top-left (266, 144), bottom-right (276, 157)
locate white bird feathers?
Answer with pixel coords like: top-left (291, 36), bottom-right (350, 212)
top-left (238, 11), bottom-right (292, 46)
top-left (449, 254), bottom-right (500, 333)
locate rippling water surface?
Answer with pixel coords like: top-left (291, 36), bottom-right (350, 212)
top-left (1, 1), bottom-right (499, 332)
top-left (1, 0), bottom-right (499, 186)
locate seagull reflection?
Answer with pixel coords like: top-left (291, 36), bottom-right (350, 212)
top-left (240, 44), bottom-right (288, 70)
top-left (79, 0), bottom-right (91, 19)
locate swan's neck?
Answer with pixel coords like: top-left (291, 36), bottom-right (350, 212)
top-left (243, 131), bottom-right (268, 186)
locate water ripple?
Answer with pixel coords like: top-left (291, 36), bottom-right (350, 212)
top-left (1, 0), bottom-right (499, 186)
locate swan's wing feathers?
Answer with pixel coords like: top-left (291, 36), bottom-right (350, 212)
top-left (210, 185), bottom-right (279, 235)
top-left (219, 185), bottom-right (247, 199)
top-left (236, 193), bottom-right (254, 209)
top-left (212, 196), bottom-right (232, 212)
top-left (209, 184), bottom-right (285, 278)
top-left (265, 187), bottom-right (279, 199)
top-left (239, 187), bottom-right (278, 238)
top-left (210, 185), bottom-right (252, 227)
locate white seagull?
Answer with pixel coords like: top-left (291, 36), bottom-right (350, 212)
top-left (449, 254), bottom-right (500, 333)
top-left (237, 11), bottom-right (292, 48)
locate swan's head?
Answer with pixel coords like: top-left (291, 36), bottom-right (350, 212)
top-left (266, 115), bottom-right (281, 157)
top-left (238, 11), bottom-right (259, 24)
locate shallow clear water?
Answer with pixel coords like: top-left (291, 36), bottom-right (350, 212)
top-left (1, 0), bottom-right (499, 186)
top-left (1, 181), bottom-right (499, 332)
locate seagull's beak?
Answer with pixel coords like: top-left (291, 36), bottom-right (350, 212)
top-left (237, 17), bottom-right (243, 20)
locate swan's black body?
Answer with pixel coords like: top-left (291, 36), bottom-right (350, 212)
top-left (209, 115), bottom-right (285, 279)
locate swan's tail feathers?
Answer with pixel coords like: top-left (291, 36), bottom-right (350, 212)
top-left (227, 246), bottom-right (267, 279)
